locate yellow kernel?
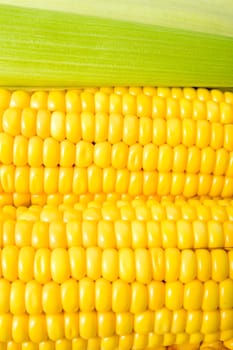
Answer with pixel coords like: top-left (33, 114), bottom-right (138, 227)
top-left (102, 249), bottom-right (118, 282)
top-left (48, 91), bottom-right (65, 111)
top-left (157, 173), bottom-right (172, 196)
top-left (177, 220), bottom-right (193, 249)
top-left (18, 247), bottom-right (34, 282)
top-left (29, 315), bottom-right (47, 343)
top-left (130, 282), bottom-right (148, 313)
top-left (42, 281), bottom-right (61, 314)
top-left (72, 338), bottom-right (87, 350)
top-left (95, 278), bottom-right (112, 312)
top-left (171, 309), bottom-right (186, 334)
top-left (165, 248), bottom-right (180, 282)
top-left (201, 311), bottom-right (220, 334)
top-left (43, 138), bottom-right (59, 167)
top-left (184, 280), bottom-right (203, 310)
top-left (72, 168), bottom-right (87, 195)
top-left (184, 87), bottom-right (197, 100)
top-left (152, 95), bottom-right (166, 119)
top-left (0, 314), bottom-right (12, 341)
top-left (219, 279), bottom-right (233, 309)
top-left (197, 88), bottom-right (211, 101)
top-left (137, 93), bottom-right (152, 118)
top-left (128, 171), bottom-right (143, 196)
top-left (79, 278), bottom-right (95, 312)
top-left (81, 112), bottom-right (95, 142)
top-left (109, 94), bottom-right (122, 114)
top-left (142, 143), bottom-right (158, 171)
top-left (122, 93), bottom-right (136, 115)
top-left (25, 280), bottom-right (42, 314)
top-left (0, 132), bottom-right (13, 165)
top-left (214, 148), bottom-right (229, 175)
top-left (196, 249), bottom-right (211, 281)
top-left (200, 147), bottom-right (215, 174)
top-left (123, 115), bottom-right (138, 145)
top-left (173, 145), bottom-right (187, 172)
top-left (94, 91), bottom-right (109, 113)
top-left (158, 145), bottom-right (173, 172)
top-left (50, 111), bottom-right (65, 141)
top-left (46, 314), bottom-right (64, 341)
top-left (69, 247), bottom-right (86, 280)
top-left (186, 311), bottom-right (202, 334)
top-left (10, 280), bottom-right (25, 314)
top-left (180, 250), bottom-right (197, 283)
top-left (166, 98), bottom-right (179, 119)
top-left (135, 248), bottom-right (152, 284)
top-left (27, 136), bottom-right (43, 167)
top-left (222, 176), bottom-right (233, 197)
top-left (148, 281), bottom-right (164, 310)
top-left (79, 312), bottom-right (97, 339)
top-left (127, 143), bottom-right (143, 171)
top-left (12, 315), bottom-right (28, 342)
top-left (134, 310), bottom-right (154, 334)
top-left (87, 165), bottom-right (102, 193)
top-left (131, 221), bottom-right (147, 248)
top-left (202, 280), bottom-right (219, 311)
top-left (210, 123), bottom-right (224, 150)
top-left (161, 220), bottom-right (177, 248)
top-left (220, 309), bottom-right (233, 331)
top-left (220, 102), bottom-right (233, 123)
top-left (165, 281), bottom-right (183, 310)
top-left (108, 113), bottom-right (123, 144)
top-left (208, 221), bottom-right (224, 248)
top-left (65, 90), bottom-right (81, 113)
top-left (34, 248), bottom-right (51, 284)
top-left (61, 279), bottom-right (79, 313)
top-left (182, 119), bottom-right (196, 147)
top-left (224, 125), bottom-right (233, 151)
top-left (150, 248), bottom-right (165, 281)
top-left (212, 89), bottom-right (224, 103)
top-left (94, 142), bottom-right (111, 168)
top-left (86, 246), bottom-right (101, 280)
top-left (21, 108), bottom-right (37, 138)
top-left (184, 174), bottom-right (198, 198)
top-left (13, 135), bottom-right (27, 167)
top-left (112, 280), bottom-right (131, 313)
top-left (196, 120), bottom-right (210, 148)
top-left (167, 118), bottom-right (181, 146)
top-left (139, 117), bottom-right (152, 144)
top-left (0, 89), bottom-right (11, 109)
top-left (207, 100), bottom-right (220, 122)
top-left (3, 108), bottom-right (21, 136)
top-left (193, 100), bottom-right (206, 120)
top-left (209, 176), bottom-right (225, 197)
top-left (116, 313), bottom-right (133, 336)
top-left (2, 246), bottom-right (18, 281)
top-left (65, 112), bottom-right (81, 143)
top-left (98, 312), bottom-right (115, 338)
top-left (119, 248), bottom-right (135, 283)
top-left (95, 112), bottom-right (108, 142)
top-left (36, 110), bottom-right (51, 139)
top-left (10, 90), bottom-right (30, 108)
top-left (153, 118), bottom-right (166, 145)
top-left (154, 308), bottom-right (172, 334)
top-left (30, 91), bottom-right (48, 109)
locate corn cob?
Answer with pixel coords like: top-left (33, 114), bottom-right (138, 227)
top-left (0, 88), bottom-right (233, 206)
top-left (0, 199), bottom-right (232, 349)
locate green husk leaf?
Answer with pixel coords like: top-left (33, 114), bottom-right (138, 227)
top-left (0, 3), bottom-right (233, 88)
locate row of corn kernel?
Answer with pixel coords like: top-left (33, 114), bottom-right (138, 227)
top-left (1, 167), bottom-right (233, 199)
top-left (1, 243), bottom-right (233, 285)
top-left (1, 111), bottom-right (233, 147)
top-left (1, 197), bottom-right (233, 221)
top-left (1, 276), bottom-right (232, 313)
top-left (1, 217), bottom-right (233, 251)
top-left (1, 134), bottom-right (233, 173)
top-left (1, 88), bottom-right (232, 120)
top-left (0, 311), bottom-right (232, 343)
top-left (0, 341), bottom-right (231, 350)
top-left (0, 201), bottom-right (233, 248)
